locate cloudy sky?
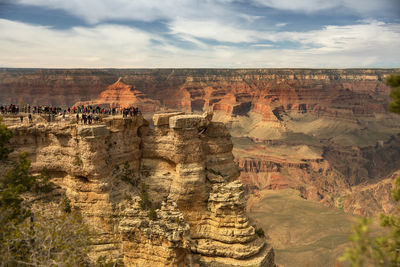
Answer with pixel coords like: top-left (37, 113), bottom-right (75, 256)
top-left (0, 0), bottom-right (399, 68)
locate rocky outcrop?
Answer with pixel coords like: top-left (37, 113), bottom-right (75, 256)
top-left (323, 136), bottom-right (400, 185)
top-left (119, 197), bottom-right (192, 266)
top-left (5, 113), bottom-right (275, 266)
top-left (9, 116), bottom-right (145, 260)
top-left (342, 172), bottom-right (399, 216)
top-left (75, 77), bottom-right (160, 112)
top-left (235, 149), bottom-right (352, 206)
top-left (139, 112), bottom-right (274, 266)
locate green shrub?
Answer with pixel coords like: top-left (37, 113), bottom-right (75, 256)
top-left (148, 207), bottom-right (157, 220)
top-left (96, 255), bottom-right (123, 267)
top-left (32, 168), bottom-right (54, 193)
top-left (139, 183), bottom-right (152, 210)
top-left (123, 193), bottom-right (132, 202)
top-left (120, 162), bottom-right (139, 186)
top-left (61, 196), bottom-right (72, 213)
top-left (387, 74), bottom-right (400, 114)
top-left (256, 228), bottom-right (265, 237)
top-left (73, 155), bottom-right (83, 166)
top-left (0, 116), bottom-right (13, 161)
top-left (0, 153), bottom-right (35, 222)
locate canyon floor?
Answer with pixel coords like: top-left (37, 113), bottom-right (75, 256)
top-left (247, 189), bottom-right (354, 267)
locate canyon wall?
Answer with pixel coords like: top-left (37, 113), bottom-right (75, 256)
top-left (1, 68), bottom-right (396, 110)
top-left (5, 113), bottom-right (275, 266)
top-left (2, 68), bottom-right (400, 215)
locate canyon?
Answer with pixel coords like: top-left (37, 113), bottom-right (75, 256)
top-left (2, 68), bottom-right (400, 266)
top-left (2, 68), bottom-right (400, 215)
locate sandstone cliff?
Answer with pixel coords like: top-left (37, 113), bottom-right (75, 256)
top-left (2, 68), bottom-right (400, 215)
top-left (5, 113), bottom-right (275, 267)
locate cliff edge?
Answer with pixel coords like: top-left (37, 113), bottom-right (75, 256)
top-left (6, 113), bottom-right (275, 267)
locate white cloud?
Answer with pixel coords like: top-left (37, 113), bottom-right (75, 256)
top-left (0, 19), bottom-right (399, 68)
top-left (280, 21), bottom-right (400, 53)
top-left (169, 18), bottom-right (400, 59)
top-left (251, 0), bottom-right (399, 15)
top-left (251, 44), bottom-right (273, 47)
top-left (0, 19), bottom-right (155, 67)
top-left (252, 0), bottom-right (336, 13)
top-left (275, 22), bottom-right (288, 28)
top-left (169, 18), bottom-right (263, 43)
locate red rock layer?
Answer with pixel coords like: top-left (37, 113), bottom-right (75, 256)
top-left (75, 77), bottom-right (160, 112)
top-left (1, 69), bottom-right (396, 119)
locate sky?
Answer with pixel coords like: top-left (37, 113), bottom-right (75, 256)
top-left (0, 0), bottom-right (399, 68)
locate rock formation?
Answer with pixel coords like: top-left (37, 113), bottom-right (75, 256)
top-left (75, 77), bottom-right (160, 112)
top-left (5, 113), bottom-right (275, 266)
top-left (2, 68), bottom-right (400, 215)
top-left (1, 68), bottom-right (397, 113)
top-left (342, 171), bottom-right (400, 216)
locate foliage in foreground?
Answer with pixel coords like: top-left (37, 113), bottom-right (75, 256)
top-left (340, 176), bottom-right (400, 266)
top-left (0, 117), bottom-right (13, 161)
top-left (0, 208), bottom-right (91, 267)
top-left (387, 74), bottom-right (400, 114)
top-left (0, 117), bottom-right (92, 266)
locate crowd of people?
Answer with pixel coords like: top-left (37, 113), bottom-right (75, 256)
top-left (0, 104), bottom-right (20, 114)
top-left (0, 104), bottom-right (141, 125)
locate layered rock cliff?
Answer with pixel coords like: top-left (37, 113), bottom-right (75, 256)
top-left (2, 68), bottom-right (400, 216)
top-left (5, 113), bottom-right (275, 266)
top-left (75, 77), bottom-right (160, 112)
top-left (1, 68), bottom-right (397, 110)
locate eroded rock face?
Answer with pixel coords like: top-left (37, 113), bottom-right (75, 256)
top-left (3, 68), bottom-right (400, 215)
top-left (140, 112), bottom-right (274, 266)
top-left (342, 172), bottom-right (399, 216)
top-left (119, 197), bottom-right (192, 266)
top-left (75, 77), bottom-right (160, 112)
top-left (5, 113), bottom-right (275, 267)
top-left (1, 69), bottom-right (396, 113)
top-left (8, 116), bottom-right (145, 259)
